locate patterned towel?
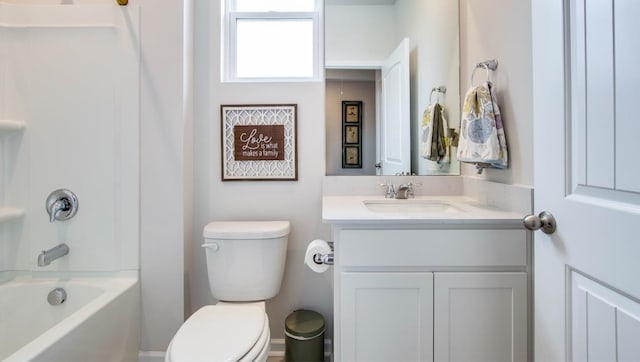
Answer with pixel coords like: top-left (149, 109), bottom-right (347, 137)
top-left (421, 103), bottom-right (450, 163)
top-left (457, 81), bottom-right (508, 169)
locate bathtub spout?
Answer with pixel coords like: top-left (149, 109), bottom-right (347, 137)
top-left (38, 244), bottom-right (69, 266)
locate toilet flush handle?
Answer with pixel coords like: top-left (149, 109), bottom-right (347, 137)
top-left (201, 243), bottom-right (220, 252)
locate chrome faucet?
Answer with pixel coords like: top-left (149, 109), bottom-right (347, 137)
top-left (37, 244), bottom-right (69, 266)
top-left (395, 184), bottom-right (411, 199)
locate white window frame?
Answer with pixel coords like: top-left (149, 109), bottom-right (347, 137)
top-left (223, 0), bottom-right (323, 82)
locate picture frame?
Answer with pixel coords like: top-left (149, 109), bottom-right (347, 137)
top-left (343, 146), bottom-right (361, 168)
top-left (344, 125), bottom-right (359, 144)
top-left (341, 101), bottom-right (363, 168)
top-left (220, 104), bottom-right (297, 181)
top-left (344, 103), bottom-right (360, 123)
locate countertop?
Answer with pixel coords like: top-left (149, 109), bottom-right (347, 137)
top-left (322, 195), bottom-right (525, 227)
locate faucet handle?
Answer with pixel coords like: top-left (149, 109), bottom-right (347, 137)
top-left (380, 181), bottom-right (395, 198)
top-left (46, 189), bottom-right (78, 223)
top-left (406, 181), bottom-right (423, 198)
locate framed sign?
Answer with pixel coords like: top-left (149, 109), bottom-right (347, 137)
top-left (221, 104), bottom-right (297, 180)
top-left (342, 101), bottom-right (362, 168)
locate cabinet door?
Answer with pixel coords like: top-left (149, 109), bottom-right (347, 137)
top-left (434, 272), bottom-right (527, 362)
top-left (341, 272), bottom-right (434, 362)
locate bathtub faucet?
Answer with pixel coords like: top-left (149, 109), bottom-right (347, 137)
top-left (38, 244), bottom-right (69, 267)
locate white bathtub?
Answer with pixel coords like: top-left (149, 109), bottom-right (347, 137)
top-left (0, 274), bottom-right (139, 362)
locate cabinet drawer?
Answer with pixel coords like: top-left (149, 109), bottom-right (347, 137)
top-left (339, 229), bottom-right (526, 267)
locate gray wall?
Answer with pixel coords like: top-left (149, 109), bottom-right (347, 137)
top-left (326, 79), bottom-right (377, 175)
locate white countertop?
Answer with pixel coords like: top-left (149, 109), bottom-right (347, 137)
top-left (322, 195), bottom-right (525, 227)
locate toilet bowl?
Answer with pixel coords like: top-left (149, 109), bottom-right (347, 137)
top-left (166, 303), bottom-right (270, 362)
top-left (166, 221), bottom-right (290, 362)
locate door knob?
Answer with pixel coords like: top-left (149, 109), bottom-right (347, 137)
top-left (523, 211), bottom-right (556, 234)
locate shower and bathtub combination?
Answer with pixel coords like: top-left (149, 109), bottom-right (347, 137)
top-left (0, 2), bottom-right (141, 360)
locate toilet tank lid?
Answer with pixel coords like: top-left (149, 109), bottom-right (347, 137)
top-left (203, 221), bottom-right (290, 239)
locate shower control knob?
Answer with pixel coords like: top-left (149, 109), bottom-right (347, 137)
top-left (523, 211), bottom-right (556, 235)
top-left (46, 189), bottom-right (78, 223)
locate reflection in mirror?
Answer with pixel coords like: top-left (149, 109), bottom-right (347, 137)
top-left (324, 0), bottom-right (460, 176)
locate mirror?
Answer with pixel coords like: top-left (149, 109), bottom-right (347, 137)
top-left (325, 0), bottom-right (460, 176)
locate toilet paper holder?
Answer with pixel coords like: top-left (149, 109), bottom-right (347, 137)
top-left (312, 241), bottom-right (334, 265)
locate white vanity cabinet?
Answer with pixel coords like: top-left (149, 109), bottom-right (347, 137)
top-left (332, 226), bottom-right (529, 362)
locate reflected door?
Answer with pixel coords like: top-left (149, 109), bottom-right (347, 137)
top-left (378, 38), bottom-right (410, 175)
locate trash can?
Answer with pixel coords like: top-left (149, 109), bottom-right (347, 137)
top-left (284, 309), bottom-right (325, 362)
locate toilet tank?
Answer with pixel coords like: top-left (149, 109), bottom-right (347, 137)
top-left (202, 221), bottom-right (290, 302)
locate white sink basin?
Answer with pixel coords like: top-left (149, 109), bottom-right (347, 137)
top-left (363, 199), bottom-right (466, 214)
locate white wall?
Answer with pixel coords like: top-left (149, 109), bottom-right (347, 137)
top-left (184, 0), bottom-right (533, 351)
top-left (191, 0), bottom-right (333, 341)
top-left (184, 0), bottom-right (534, 351)
top-left (137, 0), bottom-right (186, 353)
top-left (459, 0), bottom-right (533, 186)
top-left (395, 0), bottom-right (461, 176)
top-left (325, 4), bottom-right (396, 67)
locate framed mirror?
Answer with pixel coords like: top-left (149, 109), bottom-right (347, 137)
top-left (325, 0), bottom-right (460, 176)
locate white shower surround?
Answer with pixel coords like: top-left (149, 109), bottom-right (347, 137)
top-left (0, 2), bottom-right (140, 272)
top-left (0, 2), bottom-right (141, 360)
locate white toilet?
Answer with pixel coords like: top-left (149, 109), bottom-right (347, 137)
top-left (166, 220), bottom-right (290, 362)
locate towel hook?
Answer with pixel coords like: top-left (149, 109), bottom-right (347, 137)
top-left (471, 59), bottom-right (498, 86)
top-left (429, 86), bottom-right (447, 104)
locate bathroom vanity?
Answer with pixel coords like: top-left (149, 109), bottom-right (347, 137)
top-left (323, 187), bottom-right (530, 362)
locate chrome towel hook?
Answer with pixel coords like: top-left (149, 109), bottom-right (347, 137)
top-left (471, 59), bottom-right (498, 86)
top-left (429, 85), bottom-right (447, 104)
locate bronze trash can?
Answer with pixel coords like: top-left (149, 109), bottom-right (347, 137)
top-left (284, 309), bottom-right (325, 362)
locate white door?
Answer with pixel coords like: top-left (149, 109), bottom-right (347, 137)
top-left (379, 38), bottom-right (410, 175)
top-left (532, 1), bottom-right (640, 361)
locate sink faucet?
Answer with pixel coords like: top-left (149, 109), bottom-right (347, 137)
top-left (381, 181), bottom-right (422, 199)
top-left (37, 244), bottom-right (69, 266)
top-left (395, 184), bottom-right (411, 199)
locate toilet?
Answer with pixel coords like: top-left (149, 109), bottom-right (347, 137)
top-left (166, 220), bottom-right (290, 362)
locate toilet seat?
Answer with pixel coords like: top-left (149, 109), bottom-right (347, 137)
top-left (166, 305), bottom-right (269, 362)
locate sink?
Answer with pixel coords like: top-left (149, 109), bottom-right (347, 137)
top-left (363, 199), bottom-right (466, 214)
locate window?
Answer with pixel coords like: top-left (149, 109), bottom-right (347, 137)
top-left (224, 0), bottom-right (321, 82)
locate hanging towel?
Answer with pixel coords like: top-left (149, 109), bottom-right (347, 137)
top-left (456, 81), bottom-right (508, 169)
top-left (421, 103), bottom-right (450, 163)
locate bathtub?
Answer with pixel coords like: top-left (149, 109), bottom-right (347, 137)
top-left (0, 273), bottom-right (139, 362)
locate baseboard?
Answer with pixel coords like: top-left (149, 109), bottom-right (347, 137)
top-left (139, 338), bottom-right (333, 362)
top-left (269, 338), bottom-right (333, 360)
top-left (138, 350), bottom-right (165, 362)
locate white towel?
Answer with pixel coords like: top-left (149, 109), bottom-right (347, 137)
top-left (456, 81), bottom-right (508, 169)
